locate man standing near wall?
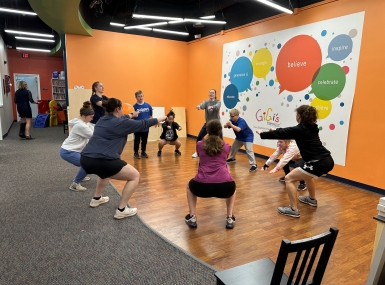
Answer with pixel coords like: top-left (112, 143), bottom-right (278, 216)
top-left (133, 90), bottom-right (153, 159)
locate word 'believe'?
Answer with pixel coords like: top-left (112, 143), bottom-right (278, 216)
top-left (288, 61), bottom-right (307, 68)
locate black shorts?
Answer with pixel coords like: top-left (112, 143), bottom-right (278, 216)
top-left (298, 156), bottom-right (334, 178)
top-left (188, 179), bottom-right (236, 198)
top-left (80, 155), bottom-right (127, 179)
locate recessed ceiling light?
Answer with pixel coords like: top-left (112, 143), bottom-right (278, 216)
top-left (5, 29), bottom-right (54, 38)
top-left (15, 36), bottom-right (54, 42)
top-left (0, 7), bottom-right (37, 16)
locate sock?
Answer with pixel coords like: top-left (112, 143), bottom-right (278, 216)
top-left (309, 197), bottom-right (316, 200)
top-left (291, 207), bottom-right (297, 211)
top-left (118, 207), bottom-right (125, 212)
top-left (93, 196), bottom-right (101, 200)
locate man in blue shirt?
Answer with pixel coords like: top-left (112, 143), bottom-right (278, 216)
top-left (133, 90), bottom-right (153, 158)
top-left (224, 108), bottom-right (257, 172)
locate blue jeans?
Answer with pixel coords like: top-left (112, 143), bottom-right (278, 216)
top-left (60, 148), bottom-right (87, 183)
top-left (197, 123), bottom-right (223, 142)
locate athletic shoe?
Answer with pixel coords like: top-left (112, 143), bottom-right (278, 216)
top-left (82, 177), bottom-right (91, 182)
top-left (297, 183), bottom-right (307, 191)
top-left (134, 152), bottom-right (140, 159)
top-left (279, 176), bottom-right (285, 183)
top-left (141, 152), bottom-right (149, 158)
top-left (175, 150), bottom-right (182, 156)
top-left (114, 206), bottom-right (137, 219)
top-left (226, 158), bottom-right (236, 163)
top-left (157, 151), bottom-right (162, 157)
top-left (185, 214), bottom-right (197, 228)
top-left (278, 206), bottom-right (300, 218)
top-left (226, 215), bottom-right (236, 229)
top-left (298, 196), bottom-right (317, 207)
top-left (89, 196), bottom-right (110, 208)
top-left (249, 165), bottom-right (257, 172)
top-left (192, 152), bottom-right (198, 158)
top-left (69, 182), bottom-right (87, 192)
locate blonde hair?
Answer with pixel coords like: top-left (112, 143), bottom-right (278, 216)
top-left (229, 108), bottom-right (239, 116)
top-left (18, 81), bottom-right (28, 90)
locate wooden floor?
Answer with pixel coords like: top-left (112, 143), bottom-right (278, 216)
top-left (112, 137), bottom-right (380, 284)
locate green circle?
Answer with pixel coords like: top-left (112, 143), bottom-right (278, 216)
top-left (246, 97), bottom-right (249, 102)
top-left (319, 126), bottom-right (323, 131)
top-left (256, 81), bottom-right (260, 86)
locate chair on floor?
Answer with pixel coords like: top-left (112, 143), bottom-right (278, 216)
top-left (63, 108), bottom-right (68, 133)
top-left (215, 227), bottom-right (339, 285)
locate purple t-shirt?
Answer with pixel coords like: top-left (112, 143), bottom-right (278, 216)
top-left (193, 141), bottom-right (234, 183)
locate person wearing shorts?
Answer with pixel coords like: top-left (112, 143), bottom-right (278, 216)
top-left (80, 98), bottom-right (166, 220)
top-left (185, 119), bottom-right (236, 229)
top-left (157, 109), bottom-right (182, 156)
top-left (256, 105), bottom-right (334, 218)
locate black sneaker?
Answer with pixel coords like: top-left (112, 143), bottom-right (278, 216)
top-left (249, 165), bottom-right (257, 172)
top-left (185, 214), bottom-right (197, 228)
top-left (297, 183), bottom-right (307, 191)
top-left (157, 151), bottom-right (162, 157)
top-left (134, 152), bottom-right (140, 159)
top-left (279, 176), bottom-right (285, 183)
top-left (226, 158), bottom-right (236, 163)
top-left (226, 215), bottom-right (235, 229)
top-left (175, 150), bottom-right (181, 156)
top-left (141, 152), bottom-right (148, 158)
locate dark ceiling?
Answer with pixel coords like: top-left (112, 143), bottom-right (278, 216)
top-left (0, 0), bottom-right (324, 51)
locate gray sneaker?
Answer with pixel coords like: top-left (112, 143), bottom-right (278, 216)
top-left (69, 182), bottom-right (87, 192)
top-left (298, 196), bottom-right (317, 207)
top-left (185, 214), bottom-right (197, 228)
top-left (278, 206), bottom-right (300, 218)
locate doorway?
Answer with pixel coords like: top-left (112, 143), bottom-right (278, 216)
top-left (14, 74), bottom-right (41, 120)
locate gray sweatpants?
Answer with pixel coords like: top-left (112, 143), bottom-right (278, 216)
top-left (229, 140), bottom-right (256, 166)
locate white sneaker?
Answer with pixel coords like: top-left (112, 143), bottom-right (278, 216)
top-left (82, 177), bottom-right (91, 182)
top-left (69, 182), bottom-right (87, 192)
top-left (192, 152), bottom-right (198, 158)
top-left (89, 196), bottom-right (110, 207)
top-left (114, 206), bottom-right (138, 219)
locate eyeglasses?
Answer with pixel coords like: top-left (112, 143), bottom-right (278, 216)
top-left (230, 115), bottom-right (237, 118)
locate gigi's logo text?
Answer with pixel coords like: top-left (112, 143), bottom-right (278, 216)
top-left (255, 108), bottom-right (280, 123)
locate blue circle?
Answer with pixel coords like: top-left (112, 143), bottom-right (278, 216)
top-left (269, 80), bottom-right (274, 86)
top-left (264, 43), bottom-right (267, 46)
top-left (304, 94), bottom-right (310, 100)
top-left (277, 43), bottom-right (282, 49)
top-left (224, 74), bottom-right (227, 78)
top-left (226, 109), bottom-right (228, 112)
top-left (256, 93), bottom-right (259, 97)
top-left (243, 105), bottom-right (247, 111)
top-left (270, 66), bottom-right (274, 72)
top-left (321, 30), bottom-right (327, 37)
top-left (287, 95), bottom-right (293, 102)
top-left (243, 50), bottom-right (245, 53)
top-left (340, 102), bottom-right (344, 107)
top-left (340, 121), bottom-right (344, 125)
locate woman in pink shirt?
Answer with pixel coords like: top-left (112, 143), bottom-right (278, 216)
top-left (185, 119), bottom-right (236, 229)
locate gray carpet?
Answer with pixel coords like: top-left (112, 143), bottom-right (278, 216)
top-left (0, 123), bottom-right (216, 285)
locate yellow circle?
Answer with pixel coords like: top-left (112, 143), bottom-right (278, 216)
top-left (310, 97), bottom-right (332, 119)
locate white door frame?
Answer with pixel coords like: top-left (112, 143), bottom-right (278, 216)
top-left (14, 73), bottom-right (41, 121)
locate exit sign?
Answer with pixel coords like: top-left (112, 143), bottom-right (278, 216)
top-left (21, 53), bottom-right (30, 58)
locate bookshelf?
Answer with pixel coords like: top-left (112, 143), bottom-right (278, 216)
top-left (52, 78), bottom-right (66, 102)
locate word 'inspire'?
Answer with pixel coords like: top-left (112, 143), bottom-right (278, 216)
top-left (233, 72), bottom-right (249, 78)
top-left (288, 61), bottom-right (307, 68)
top-left (332, 45), bottom-right (348, 51)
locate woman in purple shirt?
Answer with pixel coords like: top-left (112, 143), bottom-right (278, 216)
top-left (185, 119), bottom-right (236, 229)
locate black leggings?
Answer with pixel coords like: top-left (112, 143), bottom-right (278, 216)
top-left (283, 160), bottom-right (305, 184)
top-left (134, 132), bottom-right (149, 152)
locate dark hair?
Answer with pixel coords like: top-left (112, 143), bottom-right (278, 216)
top-left (102, 98), bottom-right (122, 113)
top-left (135, 90), bottom-right (143, 97)
top-left (80, 101), bottom-right (94, 116)
top-left (203, 119), bottom-right (223, 156)
top-left (92, 81), bottom-right (100, 95)
top-left (167, 109), bottom-right (175, 118)
top-left (295, 105), bottom-right (317, 124)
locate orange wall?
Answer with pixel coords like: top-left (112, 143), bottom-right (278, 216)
top-left (65, 30), bottom-right (188, 111)
top-left (186, 0), bottom-right (385, 189)
top-left (7, 48), bottom-right (64, 119)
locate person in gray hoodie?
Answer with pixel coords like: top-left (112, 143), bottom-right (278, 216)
top-left (80, 98), bottom-right (167, 220)
top-left (60, 101), bottom-right (95, 191)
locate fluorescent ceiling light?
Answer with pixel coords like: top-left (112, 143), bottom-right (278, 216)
top-left (256, 0), bottom-right (293, 14)
top-left (132, 13), bottom-right (183, 21)
top-left (110, 22), bottom-right (125, 27)
top-left (135, 27), bottom-right (152, 31)
top-left (124, 26), bottom-right (152, 30)
top-left (153, 29), bottom-right (189, 36)
top-left (139, 22), bottom-right (168, 27)
top-left (5, 29), bottom-right (54, 38)
top-left (15, 36), bottom-right (54, 42)
top-left (200, 15), bottom-right (215, 19)
top-left (16, 47), bottom-right (50, 52)
top-left (0, 7), bottom-right (37, 15)
top-left (184, 18), bottom-right (226, 24)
